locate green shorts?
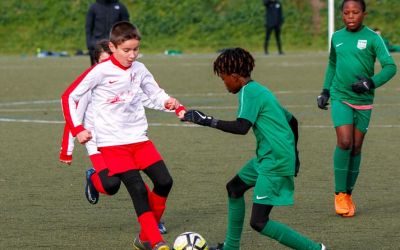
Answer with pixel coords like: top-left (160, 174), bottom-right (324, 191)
top-left (331, 100), bottom-right (372, 133)
top-left (238, 158), bottom-right (294, 206)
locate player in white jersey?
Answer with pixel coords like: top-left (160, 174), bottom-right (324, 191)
top-left (61, 22), bottom-right (182, 250)
top-left (60, 40), bottom-right (182, 236)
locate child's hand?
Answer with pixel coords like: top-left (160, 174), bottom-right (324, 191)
top-left (351, 76), bottom-right (375, 93)
top-left (175, 105), bottom-right (187, 119)
top-left (183, 109), bottom-right (217, 127)
top-left (177, 110), bottom-right (186, 119)
top-left (164, 97), bottom-right (180, 110)
top-left (77, 130), bottom-right (92, 144)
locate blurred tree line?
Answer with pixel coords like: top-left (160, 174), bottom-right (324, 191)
top-left (0, 0), bottom-right (399, 55)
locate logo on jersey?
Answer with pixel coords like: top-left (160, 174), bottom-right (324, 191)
top-left (357, 40), bottom-right (367, 50)
top-left (108, 80), bottom-right (118, 84)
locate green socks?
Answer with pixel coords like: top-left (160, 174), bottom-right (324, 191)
top-left (261, 220), bottom-right (322, 250)
top-left (223, 198), bottom-right (322, 250)
top-left (333, 146), bottom-right (361, 194)
top-left (347, 153), bottom-right (361, 193)
top-left (334, 146), bottom-right (351, 193)
top-left (224, 197), bottom-right (245, 250)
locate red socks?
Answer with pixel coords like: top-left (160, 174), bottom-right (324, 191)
top-left (89, 154), bottom-right (108, 194)
top-left (144, 184), bottom-right (167, 222)
top-left (149, 191), bottom-right (167, 222)
top-left (138, 211), bottom-right (163, 247)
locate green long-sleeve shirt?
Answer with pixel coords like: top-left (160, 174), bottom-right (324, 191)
top-left (323, 25), bottom-right (397, 104)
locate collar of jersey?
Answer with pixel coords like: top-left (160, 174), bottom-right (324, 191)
top-left (110, 55), bottom-right (130, 70)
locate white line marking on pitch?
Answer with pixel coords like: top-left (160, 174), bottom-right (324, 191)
top-left (1, 118), bottom-right (399, 128)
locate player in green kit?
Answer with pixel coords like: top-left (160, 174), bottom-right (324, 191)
top-left (317, 0), bottom-right (397, 217)
top-left (184, 48), bottom-right (325, 250)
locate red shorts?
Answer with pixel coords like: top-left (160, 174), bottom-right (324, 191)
top-left (89, 153), bottom-right (108, 172)
top-left (98, 140), bottom-right (163, 176)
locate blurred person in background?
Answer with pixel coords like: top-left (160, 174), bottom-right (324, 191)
top-left (263, 0), bottom-right (284, 55)
top-left (86, 0), bottom-right (130, 65)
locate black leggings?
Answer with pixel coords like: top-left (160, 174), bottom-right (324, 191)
top-left (226, 175), bottom-right (274, 232)
top-left (264, 25), bottom-right (282, 53)
top-left (98, 169), bottom-right (121, 195)
top-left (98, 160), bottom-right (173, 217)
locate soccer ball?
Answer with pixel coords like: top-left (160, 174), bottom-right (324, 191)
top-left (173, 232), bottom-right (209, 250)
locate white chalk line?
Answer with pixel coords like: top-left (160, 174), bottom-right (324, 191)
top-left (2, 87), bottom-right (399, 107)
top-left (0, 100), bottom-right (60, 106)
top-left (0, 118), bottom-right (399, 128)
top-left (0, 108), bottom-right (61, 112)
top-left (2, 102), bottom-right (400, 112)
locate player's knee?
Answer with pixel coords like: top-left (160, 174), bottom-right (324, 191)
top-left (154, 176), bottom-right (173, 197)
top-left (103, 180), bottom-right (121, 195)
top-left (99, 170), bottom-right (121, 195)
top-left (226, 181), bottom-right (237, 197)
top-left (146, 160), bottom-right (173, 197)
top-left (226, 175), bottom-right (248, 198)
top-left (337, 138), bottom-right (352, 149)
top-left (250, 216), bottom-right (269, 232)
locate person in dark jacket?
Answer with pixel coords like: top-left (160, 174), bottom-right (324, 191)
top-left (85, 0), bottom-right (130, 65)
top-left (263, 0), bottom-right (284, 55)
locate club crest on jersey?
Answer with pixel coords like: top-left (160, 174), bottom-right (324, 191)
top-left (357, 40), bottom-right (367, 50)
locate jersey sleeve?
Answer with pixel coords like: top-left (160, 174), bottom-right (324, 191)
top-left (61, 66), bottom-right (97, 136)
top-left (59, 123), bottom-right (75, 163)
top-left (138, 66), bottom-right (170, 109)
top-left (371, 35), bottom-right (397, 88)
top-left (322, 40), bottom-right (337, 90)
top-left (140, 90), bottom-right (171, 111)
top-left (237, 86), bottom-right (260, 124)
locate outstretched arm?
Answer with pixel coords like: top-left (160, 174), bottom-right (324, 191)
top-left (183, 110), bottom-right (252, 135)
top-left (215, 119), bottom-right (252, 135)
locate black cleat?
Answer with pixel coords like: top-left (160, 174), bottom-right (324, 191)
top-left (85, 168), bottom-right (99, 204)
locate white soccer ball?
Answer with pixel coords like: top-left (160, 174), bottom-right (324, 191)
top-left (173, 232), bottom-right (209, 250)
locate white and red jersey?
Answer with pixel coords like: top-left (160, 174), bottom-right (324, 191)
top-left (61, 55), bottom-right (170, 147)
top-left (59, 87), bottom-right (172, 161)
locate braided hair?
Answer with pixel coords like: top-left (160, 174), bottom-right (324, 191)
top-left (213, 48), bottom-right (255, 78)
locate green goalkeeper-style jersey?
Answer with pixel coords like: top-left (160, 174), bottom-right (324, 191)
top-left (323, 25), bottom-right (397, 104)
top-left (237, 81), bottom-right (295, 176)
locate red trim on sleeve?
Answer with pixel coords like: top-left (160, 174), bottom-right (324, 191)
top-left (174, 105), bottom-right (186, 116)
top-left (71, 125), bottom-right (85, 137)
top-left (61, 66), bottom-right (95, 135)
top-left (60, 123), bottom-right (72, 159)
top-left (59, 153), bottom-right (72, 163)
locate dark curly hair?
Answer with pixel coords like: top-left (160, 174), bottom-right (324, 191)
top-left (213, 48), bottom-right (255, 78)
top-left (94, 39), bottom-right (112, 63)
top-left (341, 0), bottom-right (366, 12)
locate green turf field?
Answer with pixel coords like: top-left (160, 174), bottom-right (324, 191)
top-left (0, 52), bottom-right (399, 249)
